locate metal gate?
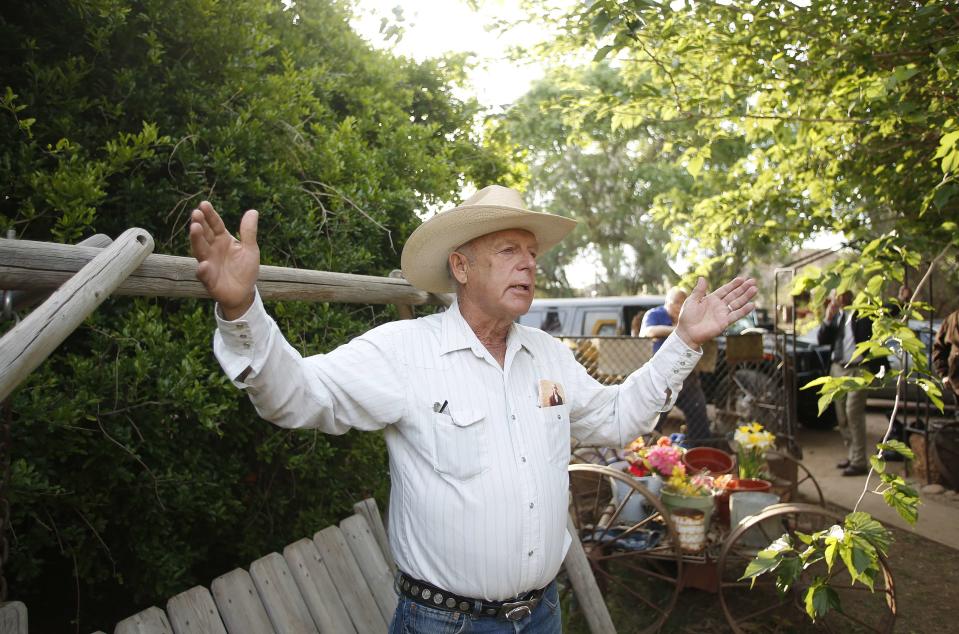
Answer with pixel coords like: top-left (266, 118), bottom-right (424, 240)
top-left (558, 333), bottom-right (798, 453)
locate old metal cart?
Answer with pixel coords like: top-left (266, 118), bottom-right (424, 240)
top-left (560, 452), bottom-right (896, 633)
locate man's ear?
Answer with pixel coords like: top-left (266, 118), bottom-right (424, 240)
top-left (449, 251), bottom-right (469, 285)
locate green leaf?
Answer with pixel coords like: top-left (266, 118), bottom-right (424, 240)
top-left (877, 439), bottom-right (914, 461)
top-left (870, 454), bottom-right (886, 473)
top-left (815, 392), bottom-right (831, 415)
top-left (933, 183), bottom-right (957, 210)
top-left (801, 376), bottom-right (831, 390)
top-left (938, 130), bottom-right (959, 155)
top-left (687, 153), bottom-right (705, 177)
top-left (882, 487), bottom-right (920, 525)
top-left (774, 555), bottom-right (802, 594)
top-left (805, 580), bottom-right (841, 620)
top-left (740, 551), bottom-right (783, 582)
top-left (593, 45), bottom-right (614, 61)
top-left (824, 540), bottom-right (838, 571)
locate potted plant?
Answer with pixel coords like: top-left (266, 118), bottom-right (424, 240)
top-left (659, 463), bottom-right (717, 529)
top-left (608, 436), bottom-right (670, 523)
top-left (715, 422), bottom-right (778, 527)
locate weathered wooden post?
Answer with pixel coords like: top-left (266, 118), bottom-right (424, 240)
top-left (5, 234), bottom-right (113, 313)
top-left (0, 228), bottom-right (154, 401)
top-left (564, 514), bottom-right (617, 634)
top-left (0, 239), bottom-right (450, 307)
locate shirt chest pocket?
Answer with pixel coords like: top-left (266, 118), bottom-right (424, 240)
top-left (540, 405), bottom-right (571, 469)
top-left (431, 409), bottom-right (490, 481)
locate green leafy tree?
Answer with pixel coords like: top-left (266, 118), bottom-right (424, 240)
top-left (496, 62), bottom-right (759, 295)
top-left (503, 0), bottom-right (958, 621)
top-left (509, 0), bottom-right (958, 281)
top-left (0, 0), bottom-right (515, 629)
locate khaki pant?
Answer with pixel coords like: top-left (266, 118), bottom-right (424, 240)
top-left (831, 363), bottom-right (868, 468)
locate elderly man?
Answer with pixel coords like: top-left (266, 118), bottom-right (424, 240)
top-left (190, 185), bottom-right (756, 633)
top-left (639, 286), bottom-right (713, 446)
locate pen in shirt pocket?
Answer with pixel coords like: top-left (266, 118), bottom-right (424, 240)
top-left (433, 400), bottom-right (450, 415)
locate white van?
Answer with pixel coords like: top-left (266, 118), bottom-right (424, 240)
top-left (518, 295), bottom-right (666, 337)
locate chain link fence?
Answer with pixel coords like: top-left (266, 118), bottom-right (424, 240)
top-left (559, 333), bottom-right (797, 451)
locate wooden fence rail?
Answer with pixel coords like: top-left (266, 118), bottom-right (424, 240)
top-left (0, 237), bottom-right (451, 307)
top-left (0, 229), bottom-right (155, 401)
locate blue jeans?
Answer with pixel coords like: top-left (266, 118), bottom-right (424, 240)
top-left (388, 581), bottom-right (561, 634)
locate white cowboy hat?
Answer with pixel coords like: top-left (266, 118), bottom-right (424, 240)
top-left (400, 185), bottom-right (577, 293)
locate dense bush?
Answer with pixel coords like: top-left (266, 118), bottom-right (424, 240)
top-left (0, 0), bottom-right (513, 629)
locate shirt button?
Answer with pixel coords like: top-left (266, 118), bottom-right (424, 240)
top-left (529, 502), bottom-right (534, 509)
top-left (528, 550), bottom-right (534, 557)
top-left (511, 414), bottom-right (516, 420)
top-left (521, 456), bottom-right (527, 463)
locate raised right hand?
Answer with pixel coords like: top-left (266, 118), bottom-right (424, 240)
top-left (189, 201), bottom-right (260, 320)
top-left (824, 298), bottom-right (840, 322)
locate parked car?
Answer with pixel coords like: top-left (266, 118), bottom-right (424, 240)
top-left (519, 295), bottom-right (666, 337)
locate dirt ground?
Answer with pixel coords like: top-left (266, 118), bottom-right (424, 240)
top-left (650, 509), bottom-right (959, 633)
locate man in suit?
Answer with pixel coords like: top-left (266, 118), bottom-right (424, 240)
top-left (818, 290), bottom-right (886, 476)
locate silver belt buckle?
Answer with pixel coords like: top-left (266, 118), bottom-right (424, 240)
top-left (500, 599), bottom-right (535, 621)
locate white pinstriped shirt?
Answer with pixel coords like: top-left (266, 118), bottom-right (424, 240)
top-left (213, 292), bottom-right (700, 601)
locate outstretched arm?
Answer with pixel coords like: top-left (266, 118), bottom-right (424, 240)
top-left (189, 201), bottom-right (260, 320)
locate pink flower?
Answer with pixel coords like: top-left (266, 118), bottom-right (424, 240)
top-left (644, 444), bottom-right (683, 477)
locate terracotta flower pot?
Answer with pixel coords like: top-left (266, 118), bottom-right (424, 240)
top-left (715, 478), bottom-right (772, 528)
top-left (682, 447), bottom-right (735, 476)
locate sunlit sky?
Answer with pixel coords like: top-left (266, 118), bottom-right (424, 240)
top-left (350, 1), bottom-right (615, 288)
top-left (351, 1), bottom-right (552, 110)
top-left (349, 1), bottom-right (840, 290)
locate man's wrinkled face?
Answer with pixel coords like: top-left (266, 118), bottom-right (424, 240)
top-left (453, 229), bottom-right (539, 321)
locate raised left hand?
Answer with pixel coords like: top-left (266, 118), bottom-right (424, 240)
top-left (674, 277), bottom-right (758, 348)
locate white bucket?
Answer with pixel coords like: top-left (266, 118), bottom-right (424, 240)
top-left (609, 461), bottom-right (662, 524)
top-left (730, 491), bottom-right (781, 548)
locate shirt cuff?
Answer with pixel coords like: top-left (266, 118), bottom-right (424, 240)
top-left (212, 288), bottom-right (273, 385)
top-left (653, 332), bottom-right (702, 410)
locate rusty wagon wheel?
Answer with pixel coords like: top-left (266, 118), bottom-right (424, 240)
top-left (765, 449), bottom-right (826, 508)
top-left (562, 463), bottom-right (683, 633)
top-left (718, 502), bottom-right (896, 633)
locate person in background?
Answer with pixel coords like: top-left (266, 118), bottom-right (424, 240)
top-left (639, 287), bottom-right (713, 446)
top-left (818, 290), bottom-right (887, 476)
top-left (933, 306), bottom-right (959, 409)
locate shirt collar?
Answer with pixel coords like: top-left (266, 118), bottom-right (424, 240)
top-left (440, 298), bottom-right (536, 359)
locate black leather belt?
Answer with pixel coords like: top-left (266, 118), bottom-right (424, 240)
top-left (396, 571), bottom-right (547, 622)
